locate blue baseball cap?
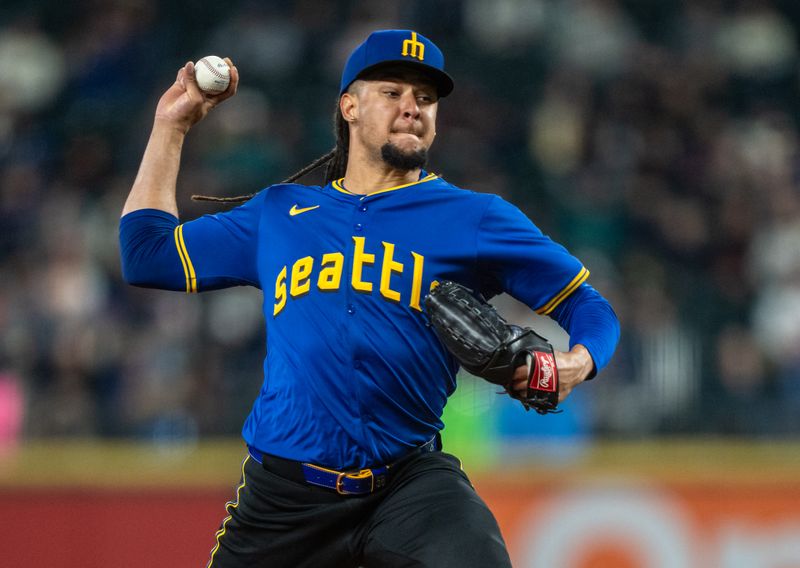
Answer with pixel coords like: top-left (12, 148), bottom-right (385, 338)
top-left (340, 30), bottom-right (454, 97)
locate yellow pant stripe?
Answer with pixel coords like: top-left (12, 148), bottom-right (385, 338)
top-left (206, 455), bottom-right (250, 568)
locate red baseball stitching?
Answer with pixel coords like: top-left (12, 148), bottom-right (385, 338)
top-left (200, 57), bottom-right (229, 80)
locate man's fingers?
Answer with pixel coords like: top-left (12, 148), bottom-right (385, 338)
top-left (214, 58), bottom-right (239, 101)
top-left (182, 61), bottom-right (202, 95)
top-left (177, 65), bottom-right (187, 89)
top-left (179, 60), bottom-right (212, 104)
top-left (230, 64), bottom-right (239, 92)
top-left (510, 365), bottom-right (528, 392)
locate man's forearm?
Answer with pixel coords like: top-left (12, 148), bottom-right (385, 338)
top-left (122, 120), bottom-right (186, 217)
top-left (550, 284), bottom-right (620, 376)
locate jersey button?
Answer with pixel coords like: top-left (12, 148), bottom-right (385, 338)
top-left (359, 204), bottom-right (368, 212)
top-left (347, 304), bottom-right (356, 314)
top-left (354, 223), bottom-right (363, 232)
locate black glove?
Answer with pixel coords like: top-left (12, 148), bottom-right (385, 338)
top-left (424, 281), bottom-right (559, 414)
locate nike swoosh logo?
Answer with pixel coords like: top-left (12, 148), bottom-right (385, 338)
top-left (289, 204), bottom-right (320, 216)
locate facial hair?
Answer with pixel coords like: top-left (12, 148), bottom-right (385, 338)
top-left (380, 142), bottom-right (428, 171)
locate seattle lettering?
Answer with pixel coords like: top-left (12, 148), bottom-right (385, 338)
top-left (273, 236), bottom-right (428, 316)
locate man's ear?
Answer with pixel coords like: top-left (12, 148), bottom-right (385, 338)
top-left (340, 92), bottom-right (358, 122)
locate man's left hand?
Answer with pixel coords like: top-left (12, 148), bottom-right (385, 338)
top-left (511, 344), bottom-right (594, 403)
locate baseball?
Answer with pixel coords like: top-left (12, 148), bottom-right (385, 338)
top-left (194, 55), bottom-right (231, 94)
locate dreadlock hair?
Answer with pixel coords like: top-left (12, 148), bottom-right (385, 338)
top-left (192, 102), bottom-right (350, 204)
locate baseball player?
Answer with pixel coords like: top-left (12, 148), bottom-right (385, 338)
top-left (119, 30), bottom-right (619, 567)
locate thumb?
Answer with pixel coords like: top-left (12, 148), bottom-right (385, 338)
top-left (181, 61), bottom-right (205, 99)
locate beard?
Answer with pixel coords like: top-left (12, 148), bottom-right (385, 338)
top-left (380, 142), bottom-right (428, 171)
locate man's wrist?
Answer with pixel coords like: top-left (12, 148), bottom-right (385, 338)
top-left (153, 117), bottom-right (191, 137)
top-left (572, 344), bottom-right (596, 381)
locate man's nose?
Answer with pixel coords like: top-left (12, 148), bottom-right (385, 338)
top-left (399, 90), bottom-right (420, 119)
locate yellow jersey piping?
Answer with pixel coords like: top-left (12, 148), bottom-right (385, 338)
top-left (535, 267), bottom-right (590, 315)
top-left (332, 173), bottom-right (438, 196)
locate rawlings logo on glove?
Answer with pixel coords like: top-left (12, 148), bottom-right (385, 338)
top-left (531, 351), bottom-right (557, 392)
top-left (424, 281), bottom-right (560, 414)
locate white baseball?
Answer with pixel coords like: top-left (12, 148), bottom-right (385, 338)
top-left (194, 55), bottom-right (231, 94)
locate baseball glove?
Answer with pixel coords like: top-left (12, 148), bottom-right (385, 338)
top-left (424, 281), bottom-right (560, 414)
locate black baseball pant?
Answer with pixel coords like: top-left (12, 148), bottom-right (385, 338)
top-left (206, 450), bottom-right (512, 567)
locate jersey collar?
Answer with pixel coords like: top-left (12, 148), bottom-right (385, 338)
top-left (331, 170), bottom-right (438, 197)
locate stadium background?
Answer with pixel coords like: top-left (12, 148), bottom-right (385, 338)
top-left (1, 0), bottom-right (800, 566)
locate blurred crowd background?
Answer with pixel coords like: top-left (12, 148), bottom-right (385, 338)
top-left (2, 0), bottom-right (800, 452)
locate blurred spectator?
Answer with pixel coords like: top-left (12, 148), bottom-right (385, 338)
top-left (0, 22), bottom-right (64, 116)
top-left (709, 324), bottom-right (771, 435)
top-left (714, 2), bottom-right (797, 79)
top-left (548, 0), bottom-right (639, 79)
top-left (463, 0), bottom-right (546, 52)
top-left (0, 372), bottom-right (23, 458)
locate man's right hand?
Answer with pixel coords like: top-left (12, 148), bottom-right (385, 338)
top-left (122, 58), bottom-right (238, 217)
top-left (154, 58), bottom-right (239, 134)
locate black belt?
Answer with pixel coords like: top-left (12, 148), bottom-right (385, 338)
top-left (248, 435), bottom-right (440, 496)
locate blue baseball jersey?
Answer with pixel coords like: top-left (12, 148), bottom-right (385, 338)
top-left (123, 172), bottom-right (588, 469)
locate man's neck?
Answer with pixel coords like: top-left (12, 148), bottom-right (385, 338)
top-left (341, 152), bottom-right (421, 196)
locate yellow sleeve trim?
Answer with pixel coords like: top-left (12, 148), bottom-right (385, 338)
top-left (173, 225), bottom-right (197, 293)
top-left (535, 266), bottom-right (589, 315)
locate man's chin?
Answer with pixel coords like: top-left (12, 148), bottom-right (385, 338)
top-left (380, 142), bottom-right (428, 171)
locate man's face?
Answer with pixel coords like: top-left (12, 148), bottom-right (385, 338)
top-left (343, 67), bottom-right (439, 171)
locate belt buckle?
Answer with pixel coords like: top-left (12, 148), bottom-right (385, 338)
top-left (336, 469), bottom-right (374, 495)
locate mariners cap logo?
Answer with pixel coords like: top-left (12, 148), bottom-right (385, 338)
top-left (401, 32), bottom-right (425, 61)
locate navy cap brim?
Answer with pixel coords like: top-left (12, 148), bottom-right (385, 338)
top-left (346, 60), bottom-right (454, 98)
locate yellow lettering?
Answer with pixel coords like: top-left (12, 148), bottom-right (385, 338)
top-left (273, 266), bottom-right (287, 316)
top-left (409, 252), bottom-right (425, 311)
top-left (380, 242), bottom-right (404, 302)
top-left (290, 256), bottom-right (314, 297)
top-left (317, 252), bottom-right (344, 291)
top-left (401, 31), bottom-right (425, 61)
top-left (351, 236), bottom-right (374, 293)
top-left (278, 244), bottom-right (429, 311)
